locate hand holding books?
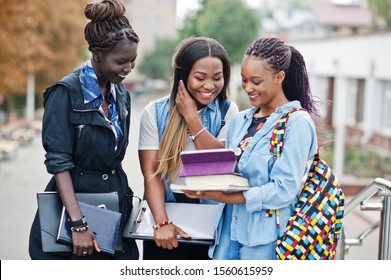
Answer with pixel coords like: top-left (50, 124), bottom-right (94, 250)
top-left (170, 148), bottom-right (250, 193)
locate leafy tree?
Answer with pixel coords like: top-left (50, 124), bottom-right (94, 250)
top-left (0, 0), bottom-right (87, 105)
top-left (368, 0), bottom-right (391, 29)
top-left (180, 0), bottom-right (260, 64)
top-left (137, 38), bottom-right (179, 81)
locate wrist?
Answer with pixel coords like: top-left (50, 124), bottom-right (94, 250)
top-left (153, 220), bottom-right (173, 230)
top-left (68, 216), bottom-right (87, 227)
top-left (188, 127), bottom-right (206, 142)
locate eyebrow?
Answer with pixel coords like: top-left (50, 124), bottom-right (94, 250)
top-left (193, 71), bottom-right (223, 75)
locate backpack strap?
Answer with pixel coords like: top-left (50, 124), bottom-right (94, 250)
top-left (219, 99), bottom-right (231, 130)
top-left (270, 107), bottom-right (305, 238)
top-left (270, 107), bottom-right (306, 158)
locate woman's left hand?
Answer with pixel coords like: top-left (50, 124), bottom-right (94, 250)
top-left (183, 190), bottom-right (246, 204)
top-left (175, 80), bottom-right (197, 121)
top-left (182, 190), bottom-right (226, 202)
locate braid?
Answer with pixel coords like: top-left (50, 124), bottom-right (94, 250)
top-left (84, 0), bottom-right (139, 52)
top-left (245, 37), bottom-right (291, 73)
top-left (283, 46), bottom-right (317, 114)
top-left (245, 37), bottom-right (317, 115)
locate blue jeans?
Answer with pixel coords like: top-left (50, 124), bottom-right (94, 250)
top-left (212, 204), bottom-right (277, 260)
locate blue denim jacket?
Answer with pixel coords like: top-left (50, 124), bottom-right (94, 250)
top-left (210, 101), bottom-right (318, 253)
top-left (154, 95), bottom-right (234, 202)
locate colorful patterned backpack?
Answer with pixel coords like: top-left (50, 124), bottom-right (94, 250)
top-left (271, 108), bottom-right (345, 260)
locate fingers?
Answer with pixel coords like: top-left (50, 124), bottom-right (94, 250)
top-left (179, 80), bottom-right (186, 94)
top-left (93, 238), bottom-right (101, 253)
top-left (72, 231), bottom-right (99, 256)
top-left (154, 224), bottom-right (188, 250)
top-left (182, 190), bottom-right (203, 199)
top-left (155, 239), bottom-right (178, 250)
top-left (176, 227), bottom-right (191, 239)
top-left (178, 80), bottom-right (188, 96)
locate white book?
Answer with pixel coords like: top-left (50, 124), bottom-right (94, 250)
top-left (185, 173), bottom-right (249, 187)
top-left (170, 183), bottom-right (250, 193)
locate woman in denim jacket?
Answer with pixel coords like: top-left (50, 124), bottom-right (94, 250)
top-left (29, 0), bottom-right (139, 260)
top-left (138, 37), bottom-right (239, 260)
top-left (184, 37), bottom-right (318, 259)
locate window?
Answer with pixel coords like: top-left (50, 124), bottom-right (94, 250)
top-left (346, 78), bottom-right (365, 126)
top-left (380, 81), bottom-right (391, 134)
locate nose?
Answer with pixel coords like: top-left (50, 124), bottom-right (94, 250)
top-left (243, 83), bottom-right (253, 93)
top-left (203, 81), bottom-right (215, 90)
top-left (123, 62), bottom-right (135, 74)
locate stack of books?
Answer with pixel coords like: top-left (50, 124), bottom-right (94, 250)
top-left (170, 148), bottom-right (250, 193)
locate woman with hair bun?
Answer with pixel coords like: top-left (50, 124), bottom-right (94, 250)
top-left (28, 0), bottom-right (139, 260)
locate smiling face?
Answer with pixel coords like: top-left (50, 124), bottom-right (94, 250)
top-left (186, 56), bottom-right (224, 109)
top-left (93, 39), bottom-right (138, 87)
top-left (241, 55), bottom-right (287, 115)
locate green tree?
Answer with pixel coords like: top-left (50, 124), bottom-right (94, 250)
top-left (138, 38), bottom-right (179, 81)
top-left (180, 0), bottom-right (260, 64)
top-left (368, 0), bottom-right (391, 29)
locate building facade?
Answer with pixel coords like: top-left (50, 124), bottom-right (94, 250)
top-left (123, 0), bottom-right (177, 84)
top-left (291, 32), bottom-right (391, 175)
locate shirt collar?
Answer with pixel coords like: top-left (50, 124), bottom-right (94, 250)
top-left (79, 60), bottom-right (116, 104)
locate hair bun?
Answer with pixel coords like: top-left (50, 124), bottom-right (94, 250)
top-left (84, 0), bottom-right (126, 22)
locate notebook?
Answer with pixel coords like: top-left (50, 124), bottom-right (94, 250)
top-left (179, 148), bottom-right (239, 177)
top-left (57, 201), bottom-right (121, 255)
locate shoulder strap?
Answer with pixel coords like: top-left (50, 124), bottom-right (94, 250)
top-left (270, 108), bottom-right (306, 158)
top-left (219, 99), bottom-right (231, 129)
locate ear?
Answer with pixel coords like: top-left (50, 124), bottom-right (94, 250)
top-left (92, 50), bottom-right (102, 62)
top-left (275, 71), bottom-right (285, 85)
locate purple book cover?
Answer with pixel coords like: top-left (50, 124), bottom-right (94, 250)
top-left (179, 148), bottom-right (238, 177)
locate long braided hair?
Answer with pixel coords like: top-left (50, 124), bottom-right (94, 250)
top-left (245, 37), bottom-right (317, 115)
top-left (84, 0), bottom-right (139, 52)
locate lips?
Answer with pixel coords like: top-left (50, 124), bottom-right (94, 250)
top-left (247, 93), bottom-right (260, 100)
top-left (199, 91), bottom-right (215, 97)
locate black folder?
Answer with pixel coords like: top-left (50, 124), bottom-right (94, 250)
top-left (37, 191), bottom-right (121, 253)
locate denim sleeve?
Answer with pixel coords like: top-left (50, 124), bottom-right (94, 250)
top-left (243, 113), bottom-right (317, 212)
top-left (42, 85), bottom-right (75, 174)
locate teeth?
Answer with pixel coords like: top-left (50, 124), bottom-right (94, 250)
top-left (118, 74), bottom-right (126, 78)
top-left (200, 92), bottom-right (213, 97)
top-left (248, 94), bottom-right (260, 100)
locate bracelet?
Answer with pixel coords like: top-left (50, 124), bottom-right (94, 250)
top-left (68, 216), bottom-right (87, 227)
top-left (71, 225), bottom-right (89, 232)
top-left (153, 220), bottom-right (173, 230)
top-left (188, 127), bottom-right (206, 142)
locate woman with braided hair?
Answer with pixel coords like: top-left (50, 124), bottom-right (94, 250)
top-left (183, 37), bottom-right (318, 259)
top-left (28, 0), bottom-right (139, 259)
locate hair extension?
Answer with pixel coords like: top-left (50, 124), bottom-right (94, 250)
top-left (154, 37), bottom-right (231, 182)
top-left (84, 0), bottom-right (139, 52)
top-left (245, 37), bottom-right (317, 115)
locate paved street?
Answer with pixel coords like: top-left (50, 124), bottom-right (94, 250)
top-left (0, 96), bottom-right (384, 260)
